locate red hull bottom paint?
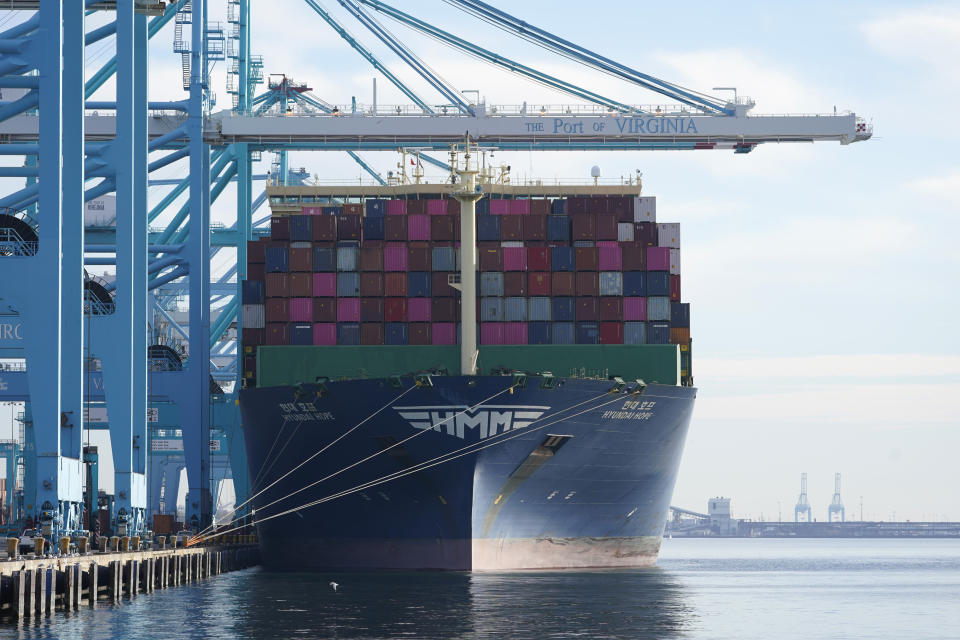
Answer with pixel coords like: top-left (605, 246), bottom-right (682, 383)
top-left (472, 536), bottom-right (662, 571)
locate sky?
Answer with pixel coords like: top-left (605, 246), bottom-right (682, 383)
top-left (3, 1), bottom-right (959, 523)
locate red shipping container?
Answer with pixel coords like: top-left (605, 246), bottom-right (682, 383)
top-left (360, 298), bottom-right (384, 322)
top-left (337, 298), bottom-right (361, 322)
top-left (361, 323), bottom-right (384, 345)
top-left (589, 196), bottom-right (610, 214)
top-left (313, 298), bottom-right (337, 322)
top-left (289, 298), bottom-right (313, 322)
top-left (408, 298), bottom-right (431, 322)
top-left (266, 322), bottom-right (289, 345)
top-left (409, 322), bottom-right (431, 345)
top-left (242, 328), bottom-right (265, 347)
top-left (360, 247), bottom-right (383, 272)
top-left (527, 246), bottom-right (551, 271)
top-left (431, 215), bottom-right (455, 241)
top-left (598, 245), bottom-right (622, 271)
top-left (500, 216), bottom-right (523, 241)
top-left (599, 321), bottom-right (623, 344)
top-left (313, 273), bottom-right (336, 297)
top-left (572, 215), bottom-right (596, 240)
top-left (503, 247), bottom-right (527, 271)
top-left (265, 298), bottom-right (288, 323)
top-left (343, 203), bottom-right (363, 215)
top-left (432, 297), bottom-right (457, 322)
top-left (647, 246), bottom-right (671, 271)
top-left (247, 240), bottom-right (266, 264)
top-left (407, 243), bottom-right (431, 271)
top-left (384, 244), bottom-right (408, 271)
top-left (566, 197), bottom-right (589, 215)
top-left (289, 272), bottom-right (312, 297)
top-left (530, 199), bottom-right (551, 216)
top-left (599, 297), bottom-right (623, 321)
top-left (385, 216), bottom-right (407, 242)
top-left (360, 272), bottom-right (384, 297)
top-left (336, 214), bottom-right (361, 240)
top-left (670, 275), bottom-right (681, 302)
top-left (428, 199), bottom-right (448, 216)
top-left (447, 199), bottom-right (461, 216)
top-left (270, 216), bottom-right (290, 240)
top-left (575, 247), bottom-right (599, 271)
top-left (624, 297), bottom-right (646, 321)
top-left (265, 273), bottom-right (289, 298)
top-left (596, 214), bottom-right (618, 241)
top-left (408, 215), bottom-right (431, 241)
top-left (312, 323), bottom-right (336, 346)
top-left (522, 215), bottom-right (547, 241)
top-left (386, 199), bottom-right (406, 215)
top-left (385, 297), bottom-right (408, 322)
top-left (247, 263), bottom-right (265, 281)
top-left (635, 222), bottom-right (657, 246)
top-left (432, 272), bottom-right (454, 297)
top-left (576, 272), bottom-right (599, 296)
top-left (504, 322), bottom-right (528, 344)
top-left (489, 199), bottom-right (509, 216)
top-left (290, 247), bottom-right (313, 272)
top-left (385, 273), bottom-right (407, 296)
top-left (407, 200), bottom-right (428, 216)
top-left (481, 322), bottom-right (504, 345)
top-left (311, 215), bottom-right (336, 242)
top-left (302, 206), bottom-right (323, 216)
top-left (610, 196), bottom-right (634, 222)
top-left (504, 272), bottom-right (527, 297)
top-left (529, 272), bottom-right (551, 296)
top-left (552, 272), bottom-right (575, 296)
top-left (432, 322), bottom-right (456, 345)
top-left (576, 297), bottom-right (599, 321)
top-left (509, 200), bottom-right (530, 215)
top-left (479, 247), bottom-right (503, 271)
top-left (622, 245), bottom-right (646, 270)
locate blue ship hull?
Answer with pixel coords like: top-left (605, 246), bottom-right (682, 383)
top-left (238, 376), bottom-right (695, 570)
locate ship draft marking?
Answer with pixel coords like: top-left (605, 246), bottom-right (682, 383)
top-left (394, 405), bottom-right (551, 440)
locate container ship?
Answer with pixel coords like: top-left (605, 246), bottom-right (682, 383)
top-left (238, 162), bottom-right (696, 571)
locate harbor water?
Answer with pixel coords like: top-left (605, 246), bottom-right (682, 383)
top-left (3, 539), bottom-right (957, 639)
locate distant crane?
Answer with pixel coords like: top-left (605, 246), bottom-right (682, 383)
top-left (828, 473), bottom-right (845, 523)
top-left (795, 473), bottom-right (812, 523)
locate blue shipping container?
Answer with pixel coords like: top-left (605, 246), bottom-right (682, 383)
top-left (366, 199), bottom-right (387, 217)
top-left (552, 322), bottom-right (575, 345)
top-left (480, 297), bottom-right (504, 321)
top-left (337, 322), bottom-right (360, 345)
top-left (337, 246), bottom-right (358, 271)
top-left (480, 272), bottom-right (504, 297)
top-left (551, 246), bottom-right (575, 271)
top-left (505, 297), bottom-right (528, 322)
top-left (337, 272), bottom-right (360, 297)
top-left (576, 322), bottom-right (599, 344)
top-left (624, 322), bottom-right (647, 345)
top-left (289, 323), bottom-right (313, 345)
top-left (647, 321), bottom-right (671, 344)
top-left (551, 199), bottom-right (567, 215)
top-left (647, 296), bottom-right (671, 321)
top-left (599, 272), bottom-right (623, 296)
top-left (476, 199), bottom-right (490, 216)
top-left (623, 271), bottom-right (647, 297)
top-left (528, 321), bottom-right (551, 344)
top-left (547, 215), bottom-right (571, 242)
top-left (241, 280), bottom-right (264, 304)
top-left (528, 297), bottom-right (552, 321)
top-left (477, 216), bottom-right (501, 242)
top-left (313, 247), bottom-right (335, 272)
top-left (408, 272), bottom-right (431, 297)
top-left (265, 247), bottom-right (289, 273)
top-left (432, 247), bottom-right (456, 272)
top-left (289, 215), bottom-right (313, 242)
top-left (385, 322), bottom-right (408, 345)
top-left (551, 297), bottom-right (575, 322)
top-left (646, 271), bottom-right (671, 296)
top-left (671, 302), bottom-right (690, 327)
top-left (362, 216), bottom-right (385, 240)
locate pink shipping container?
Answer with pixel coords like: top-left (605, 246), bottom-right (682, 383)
top-left (407, 215), bottom-right (431, 241)
top-left (386, 199), bottom-right (407, 215)
top-left (595, 240), bottom-right (618, 247)
top-left (508, 200), bottom-right (530, 215)
top-left (504, 322), bottom-right (528, 344)
top-left (598, 245), bottom-right (623, 271)
top-left (481, 322), bottom-right (504, 345)
top-left (313, 273), bottom-right (336, 297)
top-left (312, 323), bottom-right (337, 346)
top-left (289, 298), bottom-right (313, 322)
top-left (647, 246), bottom-right (671, 271)
top-left (503, 247), bottom-right (528, 271)
top-left (337, 298), bottom-right (361, 322)
top-left (432, 322), bottom-right (456, 345)
top-left (489, 199), bottom-right (509, 216)
top-left (624, 297), bottom-right (647, 321)
top-left (408, 298), bottom-right (432, 322)
top-left (427, 199), bottom-right (448, 216)
top-left (384, 244), bottom-right (408, 271)
top-left (303, 206), bottom-right (323, 215)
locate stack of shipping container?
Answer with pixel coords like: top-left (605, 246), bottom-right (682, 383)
top-left (242, 193), bottom-right (692, 387)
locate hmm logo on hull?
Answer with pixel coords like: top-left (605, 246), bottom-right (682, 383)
top-left (394, 405), bottom-right (550, 440)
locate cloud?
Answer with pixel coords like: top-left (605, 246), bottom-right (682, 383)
top-left (861, 6), bottom-right (960, 81)
top-left (906, 168), bottom-right (960, 201)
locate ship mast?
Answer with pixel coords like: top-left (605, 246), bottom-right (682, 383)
top-left (452, 139), bottom-right (483, 375)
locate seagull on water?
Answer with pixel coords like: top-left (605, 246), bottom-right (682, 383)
top-left (329, 581), bottom-right (339, 592)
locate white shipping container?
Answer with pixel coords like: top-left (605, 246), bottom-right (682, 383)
top-left (646, 297), bottom-right (671, 321)
top-left (85, 195), bottom-right (117, 228)
top-left (657, 222), bottom-right (680, 248)
top-left (617, 223), bottom-right (635, 242)
top-left (289, 241), bottom-right (312, 249)
top-left (500, 241), bottom-right (524, 248)
top-left (241, 304), bottom-right (265, 329)
top-left (634, 196), bottom-right (656, 223)
top-left (669, 248), bottom-right (681, 275)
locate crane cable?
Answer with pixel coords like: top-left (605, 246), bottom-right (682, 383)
top-left (199, 388), bottom-right (637, 542)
